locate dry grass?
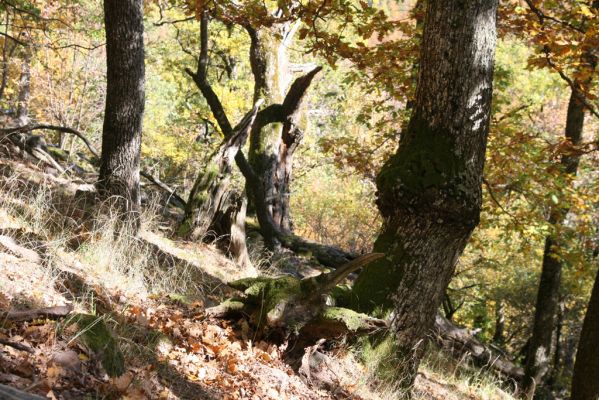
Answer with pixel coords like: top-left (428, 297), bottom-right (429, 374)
top-left (0, 158), bottom-right (236, 311)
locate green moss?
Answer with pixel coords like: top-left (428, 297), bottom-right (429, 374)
top-left (177, 220), bottom-right (192, 236)
top-left (260, 276), bottom-right (302, 312)
top-left (320, 307), bottom-right (377, 332)
top-left (65, 314), bottom-right (125, 377)
top-left (329, 285), bottom-right (352, 307)
top-left (351, 227), bottom-right (407, 316)
top-left (229, 276), bottom-right (273, 292)
top-left (376, 117), bottom-right (468, 203)
top-left (168, 293), bottom-right (190, 304)
top-left (46, 147), bottom-right (69, 161)
top-left (357, 333), bottom-right (401, 382)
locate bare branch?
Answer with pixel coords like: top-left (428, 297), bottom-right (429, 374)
top-left (186, 11), bottom-right (234, 137)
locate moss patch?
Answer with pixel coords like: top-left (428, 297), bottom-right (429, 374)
top-left (65, 314), bottom-right (125, 377)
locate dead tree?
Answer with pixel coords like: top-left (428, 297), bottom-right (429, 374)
top-left (181, 11), bottom-right (350, 268)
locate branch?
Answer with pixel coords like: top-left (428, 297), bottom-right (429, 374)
top-left (282, 66), bottom-right (322, 115)
top-left (0, 123), bottom-right (100, 158)
top-left (0, 30), bottom-right (26, 46)
top-left (543, 51), bottom-right (599, 119)
top-left (185, 11), bottom-right (233, 137)
top-left (1, 305), bottom-right (73, 322)
top-left (140, 171), bottom-right (186, 209)
top-left (1, 124), bottom-right (187, 209)
top-left (253, 66), bottom-right (323, 128)
top-left (0, 338), bottom-right (33, 353)
top-left (523, 0), bottom-right (585, 34)
top-left (303, 252), bottom-right (385, 298)
top-left (237, 148), bottom-right (356, 269)
top-left (482, 177), bottom-right (519, 222)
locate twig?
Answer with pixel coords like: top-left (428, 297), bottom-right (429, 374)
top-left (0, 338), bottom-right (34, 353)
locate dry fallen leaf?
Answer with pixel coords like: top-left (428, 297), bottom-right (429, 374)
top-left (111, 372), bottom-right (133, 391)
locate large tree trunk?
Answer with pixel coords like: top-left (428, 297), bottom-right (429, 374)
top-left (247, 23), bottom-right (300, 235)
top-left (351, 0), bottom-right (498, 389)
top-left (97, 0), bottom-right (145, 232)
top-left (523, 82), bottom-right (592, 399)
top-left (570, 268), bottom-right (599, 400)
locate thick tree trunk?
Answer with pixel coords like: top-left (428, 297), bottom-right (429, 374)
top-left (247, 24), bottom-right (299, 234)
top-left (97, 0), bottom-right (145, 232)
top-left (180, 102), bottom-right (261, 270)
top-left (570, 268), bottom-right (599, 400)
top-left (16, 49), bottom-right (31, 126)
top-left (523, 84), bottom-right (590, 399)
top-left (351, 0), bottom-right (498, 388)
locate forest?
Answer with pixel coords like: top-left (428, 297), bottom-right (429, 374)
top-left (0, 0), bottom-right (597, 399)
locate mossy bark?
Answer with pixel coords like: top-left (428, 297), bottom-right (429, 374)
top-left (209, 254), bottom-right (386, 337)
top-left (247, 25), bottom-right (299, 235)
top-left (351, 0), bottom-right (498, 389)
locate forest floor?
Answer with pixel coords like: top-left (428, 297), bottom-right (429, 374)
top-left (0, 152), bottom-right (516, 399)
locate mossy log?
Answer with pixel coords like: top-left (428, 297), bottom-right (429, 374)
top-left (207, 253), bottom-right (388, 340)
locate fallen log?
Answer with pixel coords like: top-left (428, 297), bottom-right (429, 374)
top-left (0, 384), bottom-right (46, 400)
top-left (2, 305), bottom-right (73, 322)
top-left (2, 124), bottom-right (186, 209)
top-left (433, 314), bottom-right (524, 383)
top-left (207, 253), bottom-right (386, 339)
top-left (0, 339), bottom-right (33, 353)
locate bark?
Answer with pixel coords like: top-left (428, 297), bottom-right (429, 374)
top-left (1, 305), bottom-right (73, 322)
top-left (0, 11), bottom-right (19, 103)
top-left (570, 268), bottom-right (599, 400)
top-left (351, 0), bottom-right (498, 389)
top-left (523, 83), bottom-right (593, 399)
top-left (0, 384), bottom-right (46, 400)
top-left (180, 101), bottom-right (262, 244)
top-left (15, 49), bottom-right (31, 126)
top-left (246, 23), bottom-right (301, 234)
top-left (208, 191), bottom-right (252, 269)
top-left (97, 0), bottom-right (145, 233)
top-left (236, 149), bottom-right (354, 268)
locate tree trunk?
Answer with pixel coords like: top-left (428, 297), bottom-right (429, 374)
top-left (97, 0), bottom-right (145, 232)
top-left (247, 24), bottom-right (299, 235)
top-left (570, 268), bottom-right (599, 400)
top-left (180, 101), bottom-right (261, 270)
top-left (493, 300), bottom-right (505, 345)
top-left (351, 0), bottom-right (498, 389)
top-left (523, 83), bottom-right (591, 399)
top-left (0, 11), bottom-right (18, 104)
top-left (16, 49), bottom-right (31, 126)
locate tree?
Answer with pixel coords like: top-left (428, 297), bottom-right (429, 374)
top-left (97, 0), bottom-right (145, 232)
top-left (570, 267), bottom-right (599, 400)
top-left (507, 1), bottom-right (599, 396)
top-left (523, 78), bottom-right (595, 399)
top-left (351, 0), bottom-right (498, 387)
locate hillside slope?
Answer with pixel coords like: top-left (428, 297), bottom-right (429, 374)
top-left (0, 154), bottom-right (516, 399)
